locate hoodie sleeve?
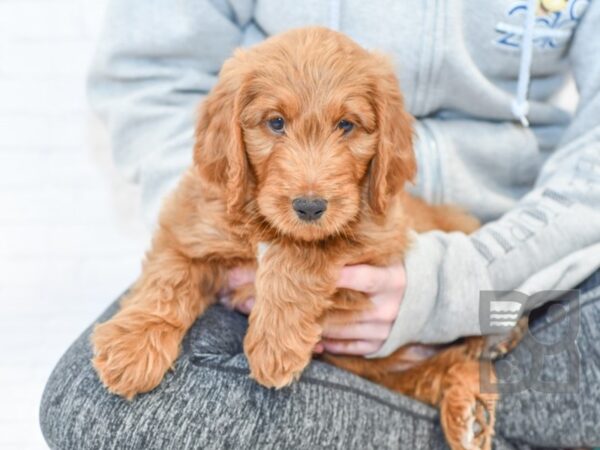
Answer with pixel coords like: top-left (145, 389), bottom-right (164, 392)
top-left (371, 2), bottom-right (600, 357)
top-left (88, 0), bottom-right (255, 227)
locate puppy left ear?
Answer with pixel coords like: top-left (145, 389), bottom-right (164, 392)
top-left (368, 63), bottom-right (416, 215)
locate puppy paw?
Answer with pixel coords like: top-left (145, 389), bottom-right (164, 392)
top-left (441, 387), bottom-right (496, 450)
top-left (244, 328), bottom-right (313, 389)
top-left (91, 311), bottom-right (183, 399)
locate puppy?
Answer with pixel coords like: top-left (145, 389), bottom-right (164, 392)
top-left (92, 27), bottom-right (512, 450)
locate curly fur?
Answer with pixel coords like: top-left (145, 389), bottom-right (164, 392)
top-left (92, 27), bottom-right (503, 449)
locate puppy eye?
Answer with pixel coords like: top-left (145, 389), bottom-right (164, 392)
top-left (337, 119), bottom-right (354, 135)
top-left (267, 117), bottom-right (285, 134)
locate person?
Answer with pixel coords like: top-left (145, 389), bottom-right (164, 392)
top-left (40, 0), bottom-right (600, 448)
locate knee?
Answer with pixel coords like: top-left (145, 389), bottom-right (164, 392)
top-left (39, 304), bottom-right (247, 449)
top-left (40, 333), bottom-right (97, 449)
top-left (40, 301), bottom-right (123, 449)
top-left (40, 362), bottom-right (69, 449)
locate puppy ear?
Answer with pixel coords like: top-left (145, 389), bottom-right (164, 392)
top-left (368, 62), bottom-right (416, 215)
top-left (194, 58), bottom-right (249, 213)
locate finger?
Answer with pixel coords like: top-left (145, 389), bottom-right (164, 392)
top-left (322, 339), bottom-right (383, 355)
top-left (348, 292), bottom-right (402, 322)
top-left (336, 264), bottom-right (392, 294)
top-left (322, 322), bottom-right (392, 341)
top-left (227, 267), bottom-right (256, 291)
top-left (235, 297), bottom-right (255, 315)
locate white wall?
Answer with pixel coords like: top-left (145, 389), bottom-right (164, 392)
top-left (0, 1), bottom-right (149, 448)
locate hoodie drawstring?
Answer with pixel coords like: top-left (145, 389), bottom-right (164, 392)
top-left (329, 0), bottom-right (536, 127)
top-left (512, 0), bottom-right (537, 127)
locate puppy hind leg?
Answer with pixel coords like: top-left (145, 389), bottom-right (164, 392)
top-left (402, 194), bottom-right (480, 234)
top-left (440, 362), bottom-right (497, 450)
top-left (431, 205), bottom-right (481, 234)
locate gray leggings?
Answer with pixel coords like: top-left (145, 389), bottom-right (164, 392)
top-left (40, 270), bottom-right (600, 449)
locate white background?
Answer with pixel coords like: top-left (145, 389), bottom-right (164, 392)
top-left (0, 1), bottom-right (579, 449)
top-left (0, 1), bottom-right (149, 448)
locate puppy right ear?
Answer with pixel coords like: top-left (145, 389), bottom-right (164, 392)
top-left (367, 56), bottom-right (416, 216)
top-left (194, 57), bottom-right (249, 212)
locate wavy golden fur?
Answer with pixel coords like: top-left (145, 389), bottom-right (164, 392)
top-left (92, 27), bottom-right (510, 449)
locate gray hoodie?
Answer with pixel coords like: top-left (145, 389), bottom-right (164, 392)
top-left (88, 0), bottom-right (600, 356)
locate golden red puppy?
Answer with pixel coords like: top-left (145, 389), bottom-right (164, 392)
top-left (92, 27), bottom-right (511, 450)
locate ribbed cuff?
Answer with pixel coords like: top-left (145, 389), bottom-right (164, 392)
top-left (367, 233), bottom-right (441, 358)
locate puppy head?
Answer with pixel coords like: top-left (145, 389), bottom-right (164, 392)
top-left (195, 27), bottom-right (415, 241)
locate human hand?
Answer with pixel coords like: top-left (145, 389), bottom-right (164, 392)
top-left (315, 263), bottom-right (406, 355)
top-left (222, 264), bottom-right (439, 369)
top-left (318, 263), bottom-right (441, 369)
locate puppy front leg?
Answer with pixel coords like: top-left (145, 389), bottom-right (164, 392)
top-left (244, 245), bottom-right (333, 388)
top-left (91, 243), bottom-right (225, 399)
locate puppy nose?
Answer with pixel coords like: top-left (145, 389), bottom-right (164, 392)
top-left (292, 197), bottom-right (327, 221)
